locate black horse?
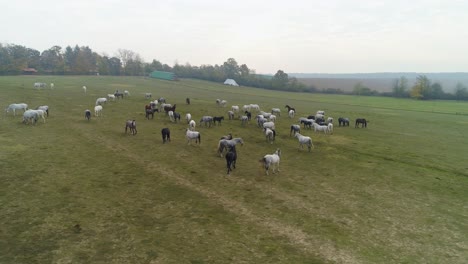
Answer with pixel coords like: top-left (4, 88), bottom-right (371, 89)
top-left (85, 110), bottom-right (91, 121)
top-left (355, 118), bottom-right (368, 128)
top-left (225, 145), bottom-right (237, 175)
top-left (173, 112), bottom-right (181, 122)
top-left (213, 116), bottom-right (224, 125)
top-left (244, 111), bottom-right (252, 121)
top-left (338, 117), bottom-right (350, 126)
top-left (164, 104), bottom-right (176, 114)
top-left (285, 105), bottom-right (296, 113)
top-left (186, 97), bottom-right (190, 105)
top-left (161, 128), bottom-right (171, 143)
top-left (114, 91), bottom-right (124, 99)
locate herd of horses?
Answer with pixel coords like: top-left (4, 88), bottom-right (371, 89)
top-left (6, 84), bottom-right (371, 176)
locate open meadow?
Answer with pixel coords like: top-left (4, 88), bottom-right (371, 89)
top-left (1, 76), bottom-right (467, 263)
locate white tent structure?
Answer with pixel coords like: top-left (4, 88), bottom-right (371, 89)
top-left (224, 79), bottom-right (239, 86)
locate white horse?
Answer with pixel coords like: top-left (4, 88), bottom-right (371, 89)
top-left (327, 123), bottom-right (334, 134)
top-left (83, 86), bottom-right (87, 93)
top-left (34, 82), bottom-right (47, 89)
top-left (22, 110), bottom-right (39, 125)
top-left (231, 105), bottom-right (239, 113)
top-left (249, 104), bottom-right (260, 111)
top-left (271, 108), bottom-right (281, 116)
top-left (29, 109), bottom-right (46, 123)
top-left (262, 121), bottom-right (275, 130)
top-left (189, 120), bottom-right (196, 131)
top-left (264, 127), bottom-right (276, 144)
top-left (269, 114), bottom-right (277, 122)
top-left (145, 93), bottom-right (152, 99)
top-left (295, 133), bottom-right (314, 152)
top-left (288, 109), bottom-right (295, 118)
top-left (184, 113), bottom-right (191, 123)
top-left (240, 115), bottom-right (249, 125)
top-left (168, 111), bottom-right (175, 122)
top-left (313, 122), bottom-right (329, 134)
top-left (50, 83), bottom-right (54, 89)
top-left (315, 113), bottom-right (324, 119)
top-left (327, 117), bottom-right (333, 123)
top-left (242, 104), bottom-right (251, 112)
top-left (186, 128), bottom-right (201, 144)
top-left (94, 105), bottom-right (103, 116)
top-left (317, 110), bottom-right (325, 115)
top-left (95, 98), bottom-right (107, 106)
top-left (36, 105), bottom-right (49, 116)
top-left (220, 100), bottom-right (227, 107)
top-left (107, 94), bottom-right (116, 101)
top-left (124, 90), bottom-right (130, 96)
top-left (262, 148), bottom-right (281, 175)
top-left (5, 103), bottom-right (28, 116)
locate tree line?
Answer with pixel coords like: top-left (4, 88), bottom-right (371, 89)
top-left (1, 43), bottom-right (467, 101)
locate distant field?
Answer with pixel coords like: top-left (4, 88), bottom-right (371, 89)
top-left (298, 77), bottom-right (467, 93)
top-left (1, 76), bottom-right (467, 263)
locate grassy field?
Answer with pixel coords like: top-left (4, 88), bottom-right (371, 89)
top-left (1, 75), bottom-right (467, 263)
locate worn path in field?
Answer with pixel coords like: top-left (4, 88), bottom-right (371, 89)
top-left (72, 124), bottom-right (360, 264)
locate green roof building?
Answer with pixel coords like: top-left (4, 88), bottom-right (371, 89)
top-left (149, 71), bottom-right (178, 81)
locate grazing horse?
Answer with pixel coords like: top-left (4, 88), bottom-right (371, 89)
top-left (225, 145), bottom-right (237, 175)
top-left (244, 111), bottom-right (252, 120)
top-left (36, 105), bottom-right (49, 117)
top-left (338, 117), bottom-right (350, 126)
top-left (125, 120), bottom-right (137, 135)
top-left (264, 127), bottom-right (276, 144)
top-left (82, 86), bottom-right (87, 94)
top-left (285, 105), bottom-right (296, 113)
top-left (213, 116), bottom-right (224, 125)
top-left (186, 128), bottom-right (201, 144)
top-left (5, 103), bottom-right (28, 116)
top-left (217, 138), bottom-right (244, 157)
top-left (161, 128), bottom-right (171, 143)
top-left (200, 116), bottom-right (214, 127)
top-left (114, 91), bottom-right (124, 99)
top-left (173, 112), bottom-right (181, 122)
top-left (228, 111), bottom-right (235, 120)
top-left (186, 97), bottom-right (190, 105)
top-left (261, 148), bottom-right (281, 175)
top-left (240, 116), bottom-right (249, 125)
top-left (95, 98), bottom-right (107, 106)
top-left (22, 110), bottom-right (39, 125)
top-left (145, 108), bottom-right (154, 119)
top-left (85, 109), bottom-right (91, 121)
top-left (288, 109), bottom-right (295, 118)
top-left (107, 94), bottom-right (116, 101)
top-left (295, 133), bottom-right (314, 152)
top-left (124, 90), bottom-right (130, 96)
top-left (290, 124), bottom-right (301, 136)
top-left (94, 105), bottom-right (103, 116)
top-left (271, 108), bottom-right (281, 116)
top-left (328, 123), bottom-right (334, 134)
top-left (145, 93), bottom-right (152, 99)
top-left (355, 118), bottom-right (368, 128)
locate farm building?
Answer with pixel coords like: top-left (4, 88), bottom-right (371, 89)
top-left (149, 71), bottom-right (177, 81)
top-left (22, 68), bottom-right (38, 75)
top-left (224, 79), bottom-right (239, 86)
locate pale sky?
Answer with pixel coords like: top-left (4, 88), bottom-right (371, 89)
top-left (2, 0), bottom-right (468, 74)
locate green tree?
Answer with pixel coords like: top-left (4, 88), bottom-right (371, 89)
top-left (455, 82), bottom-right (468, 101)
top-left (272, 70), bottom-right (289, 89)
top-left (392, 76), bottom-right (408, 97)
top-left (223, 58), bottom-right (240, 79)
top-left (411, 75), bottom-right (431, 100)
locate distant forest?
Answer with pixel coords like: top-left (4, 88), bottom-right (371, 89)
top-left (1, 43), bottom-right (468, 101)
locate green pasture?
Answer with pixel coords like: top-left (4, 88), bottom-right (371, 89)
top-left (0, 75), bottom-right (467, 263)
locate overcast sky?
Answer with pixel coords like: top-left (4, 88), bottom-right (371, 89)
top-left (2, 0), bottom-right (467, 74)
